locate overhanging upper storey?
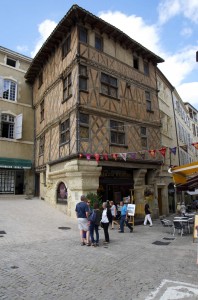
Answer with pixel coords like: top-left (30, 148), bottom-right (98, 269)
top-left (25, 4), bottom-right (164, 83)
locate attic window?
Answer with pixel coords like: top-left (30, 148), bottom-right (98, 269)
top-left (133, 57), bottom-right (139, 70)
top-left (6, 58), bottom-right (16, 68)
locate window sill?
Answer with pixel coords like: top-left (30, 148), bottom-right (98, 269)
top-left (59, 141), bottom-right (69, 147)
top-left (99, 93), bottom-right (120, 101)
top-left (146, 110), bottom-right (154, 113)
top-left (79, 89), bottom-right (89, 93)
top-left (62, 94), bottom-right (72, 104)
top-left (110, 143), bottom-right (128, 148)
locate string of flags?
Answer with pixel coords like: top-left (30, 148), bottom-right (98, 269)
top-left (79, 142), bottom-right (198, 162)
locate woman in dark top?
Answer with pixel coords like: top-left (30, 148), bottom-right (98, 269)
top-left (89, 202), bottom-right (102, 247)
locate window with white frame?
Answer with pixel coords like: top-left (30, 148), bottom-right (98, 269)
top-left (0, 113), bottom-right (23, 140)
top-left (1, 114), bottom-right (15, 138)
top-left (2, 79), bottom-right (17, 101)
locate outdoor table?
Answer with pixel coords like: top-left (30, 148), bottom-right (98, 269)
top-left (173, 217), bottom-right (193, 234)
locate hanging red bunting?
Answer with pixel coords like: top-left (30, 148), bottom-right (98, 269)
top-left (192, 142), bottom-right (198, 150)
top-left (158, 147), bottom-right (166, 157)
top-left (112, 153), bottom-right (118, 160)
top-left (94, 153), bottom-right (100, 161)
top-left (103, 154), bottom-right (108, 161)
top-left (149, 150), bottom-right (156, 158)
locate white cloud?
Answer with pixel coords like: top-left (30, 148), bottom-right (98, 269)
top-left (180, 27), bottom-right (192, 37)
top-left (98, 10), bottom-right (198, 109)
top-left (31, 19), bottom-right (57, 57)
top-left (16, 45), bottom-right (29, 53)
top-left (158, 0), bottom-right (181, 25)
top-left (158, 46), bottom-right (198, 86)
top-left (177, 82), bottom-right (198, 109)
top-left (98, 11), bottom-right (161, 54)
top-left (158, 0), bottom-right (198, 24)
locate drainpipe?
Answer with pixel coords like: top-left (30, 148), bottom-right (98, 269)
top-left (171, 89), bottom-right (181, 166)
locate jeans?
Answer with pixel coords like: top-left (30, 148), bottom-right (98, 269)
top-left (90, 223), bottom-right (99, 243)
top-left (120, 215), bottom-right (133, 232)
top-left (101, 222), bottom-right (109, 242)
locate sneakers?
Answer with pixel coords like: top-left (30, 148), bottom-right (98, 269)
top-left (149, 225), bottom-right (153, 227)
top-left (81, 242), bottom-right (85, 246)
top-left (118, 231), bottom-right (124, 233)
top-left (91, 243), bottom-right (96, 247)
top-left (103, 241), bottom-right (109, 244)
top-left (130, 229), bottom-right (133, 233)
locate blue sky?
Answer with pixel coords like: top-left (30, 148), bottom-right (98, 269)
top-left (2, 0), bottom-right (198, 108)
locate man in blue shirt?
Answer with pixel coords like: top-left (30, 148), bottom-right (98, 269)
top-left (75, 195), bottom-right (89, 245)
top-left (119, 201), bottom-right (133, 233)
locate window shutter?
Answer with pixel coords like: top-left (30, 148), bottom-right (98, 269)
top-left (0, 76), bottom-right (3, 98)
top-left (14, 114), bottom-right (23, 139)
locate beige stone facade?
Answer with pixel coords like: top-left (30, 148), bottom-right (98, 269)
top-left (0, 46), bottom-right (34, 195)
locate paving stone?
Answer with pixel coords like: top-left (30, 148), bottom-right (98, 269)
top-left (0, 198), bottom-right (197, 300)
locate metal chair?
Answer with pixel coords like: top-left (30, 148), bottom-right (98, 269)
top-left (173, 220), bottom-right (185, 236)
top-left (160, 219), bottom-right (173, 234)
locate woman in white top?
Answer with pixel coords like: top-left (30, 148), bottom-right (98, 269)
top-left (110, 201), bottom-right (119, 229)
top-left (101, 202), bottom-right (111, 243)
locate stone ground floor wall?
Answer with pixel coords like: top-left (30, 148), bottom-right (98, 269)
top-left (39, 159), bottom-right (171, 220)
top-left (40, 159), bottom-right (102, 218)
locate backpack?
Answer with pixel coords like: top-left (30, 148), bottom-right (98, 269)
top-left (88, 210), bottom-right (97, 223)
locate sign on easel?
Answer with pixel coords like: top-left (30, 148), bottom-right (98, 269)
top-left (193, 215), bottom-right (198, 243)
top-left (127, 204), bottom-right (136, 216)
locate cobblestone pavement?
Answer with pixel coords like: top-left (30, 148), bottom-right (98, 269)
top-left (0, 197), bottom-right (197, 300)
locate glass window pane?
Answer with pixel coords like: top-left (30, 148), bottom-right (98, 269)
top-left (101, 84), bottom-right (108, 95)
top-left (111, 132), bottom-right (117, 143)
top-left (110, 77), bottom-right (117, 87)
top-left (109, 87), bottom-right (117, 98)
top-left (118, 133), bottom-right (125, 144)
top-left (79, 27), bottom-right (87, 43)
top-left (79, 78), bottom-right (87, 90)
top-left (101, 73), bottom-right (109, 83)
top-left (95, 36), bottom-right (102, 51)
top-left (80, 113), bottom-right (89, 124)
top-left (146, 100), bottom-right (151, 111)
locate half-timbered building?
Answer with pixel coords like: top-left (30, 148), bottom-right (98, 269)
top-left (25, 5), bottom-right (164, 217)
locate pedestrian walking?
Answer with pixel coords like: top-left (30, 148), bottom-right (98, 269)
top-left (75, 195), bottom-right (89, 246)
top-left (144, 200), bottom-right (153, 227)
top-left (101, 202), bottom-right (112, 244)
top-left (110, 201), bottom-right (119, 229)
top-left (89, 202), bottom-right (102, 247)
top-left (119, 201), bottom-right (133, 233)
